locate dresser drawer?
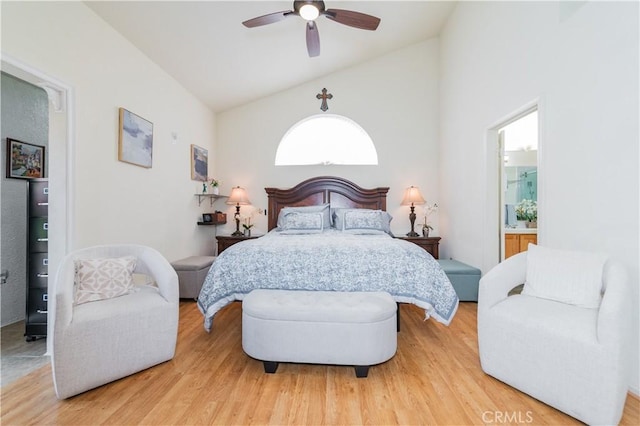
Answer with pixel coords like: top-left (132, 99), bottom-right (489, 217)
top-left (394, 236), bottom-right (440, 259)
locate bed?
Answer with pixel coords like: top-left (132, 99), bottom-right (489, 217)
top-left (197, 176), bottom-right (459, 332)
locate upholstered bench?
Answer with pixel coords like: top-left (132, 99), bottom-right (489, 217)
top-left (170, 256), bottom-right (216, 299)
top-left (242, 289), bottom-right (397, 377)
top-left (437, 259), bottom-right (481, 302)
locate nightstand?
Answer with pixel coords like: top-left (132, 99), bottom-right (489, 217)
top-left (216, 235), bottom-right (260, 255)
top-left (395, 236), bottom-right (440, 259)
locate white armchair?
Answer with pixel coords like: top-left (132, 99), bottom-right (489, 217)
top-left (51, 244), bottom-right (179, 399)
top-left (478, 248), bottom-right (633, 425)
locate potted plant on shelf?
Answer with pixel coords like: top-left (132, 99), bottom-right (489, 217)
top-left (515, 199), bottom-right (537, 228)
top-left (209, 178), bottom-right (220, 195)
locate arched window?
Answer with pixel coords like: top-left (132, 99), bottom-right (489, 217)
top-left (275, 114), bottom-right (378, 165)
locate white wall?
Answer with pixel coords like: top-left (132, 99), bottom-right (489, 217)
top-left (216, 39), bottom-right (441, 237)
top-left (440, 1), bottom-right (639, 393)
top-left (1, 1), bottom-right (218, 261)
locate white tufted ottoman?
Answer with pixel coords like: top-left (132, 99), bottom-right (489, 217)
top-left (242, 289), bottom-right (397, 377)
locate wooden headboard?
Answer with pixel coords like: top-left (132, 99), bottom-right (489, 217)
top-left (265, 176), bottom-right (389, 231)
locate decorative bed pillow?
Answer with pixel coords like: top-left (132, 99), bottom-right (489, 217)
top-left (522, 244), bottom-right (607, 309)
top-left (278, 211), bottom-right (324, 234)
top-left (74, 256), bottom-right (137, 305)
top-left (277, 204), bottom-right (331, 228)
top-left (334, 208), bottom-right (392, 234)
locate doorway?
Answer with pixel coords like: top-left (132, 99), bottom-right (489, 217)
top-left (1, 54), bottom-right (73, 354)
top-left (498, 109), bottom-right (539, 260)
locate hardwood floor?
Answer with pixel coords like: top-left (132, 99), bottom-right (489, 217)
top-left (1, 301), bottom-right (639, 425)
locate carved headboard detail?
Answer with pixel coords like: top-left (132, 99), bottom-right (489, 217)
top-left (265, 176), bottom-right (389, 231)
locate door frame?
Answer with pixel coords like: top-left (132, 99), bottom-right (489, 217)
top-left (483, 98), bottom-right (543, 271)
top-left (1, 53), bottom-right (75, 352)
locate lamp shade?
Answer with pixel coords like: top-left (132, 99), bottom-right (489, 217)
top-left (226, 186), bottom-right (251, 205)
top-left (401, 186), bottom-right (426, 206)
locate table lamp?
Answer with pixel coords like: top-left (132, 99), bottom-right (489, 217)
top-left (401, 186), bottom-right (426, 237)
top-left (226, 186), bottom-right (251, 236)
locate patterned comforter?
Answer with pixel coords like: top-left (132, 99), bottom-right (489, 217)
top-left (197, 229), bottom-right (459, 332)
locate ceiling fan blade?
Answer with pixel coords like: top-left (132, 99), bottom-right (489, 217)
top-left (242, 10), bottom-right (294, 28)
top-left (323, 9), bottom-right (380, 31)
top-left (306, 21), bottom-right (320, 57)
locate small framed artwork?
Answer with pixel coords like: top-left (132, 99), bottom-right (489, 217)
top-left (202, 213), bottom-right (213, 223)
top-left (118, 107), bottom-right (153, 168)
top-left (191, 144), bottom-right (208, 181)
top-left (5, 138), bottom-right (45, 179)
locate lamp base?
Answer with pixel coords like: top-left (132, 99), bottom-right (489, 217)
top-left (232, 205), bottom-right (243, 237)
top-left (407, 206), bottom-right (419, 238)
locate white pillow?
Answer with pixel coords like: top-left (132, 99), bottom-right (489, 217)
top-left (522, 244), bottom-right (607, 309)
top-left (74, 256), bottom-right (137, 305)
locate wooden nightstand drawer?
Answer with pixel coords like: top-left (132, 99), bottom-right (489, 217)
top-left (394, 236), bottom-right (440, 259)
top-left (216, 235), bottom-right (260, 255)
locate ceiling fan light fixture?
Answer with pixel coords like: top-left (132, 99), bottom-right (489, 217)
top-left (242, 0), bottom-right (380, 57)
top-left (299, 4), bottom-right (319, 21)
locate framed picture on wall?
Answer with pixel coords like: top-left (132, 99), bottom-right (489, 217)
top-left (191, 144), bottom-right (208, 181)
top-left (118, 107), bottom-right (153, 168)
top-left (5, 138), bottom-right (45, 179)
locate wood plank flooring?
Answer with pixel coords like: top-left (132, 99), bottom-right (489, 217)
top-left (1, 301), bottom-right (639, 425)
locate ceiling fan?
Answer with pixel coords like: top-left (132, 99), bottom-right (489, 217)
top-left (242, 0), bottom-right (381, 57)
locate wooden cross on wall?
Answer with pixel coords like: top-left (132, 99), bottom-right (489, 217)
top-left (316, 88), bottom-right (333, 112)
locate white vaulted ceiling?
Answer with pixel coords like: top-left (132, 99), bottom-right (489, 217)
top-left (86, 1), bottom-right (457, 112)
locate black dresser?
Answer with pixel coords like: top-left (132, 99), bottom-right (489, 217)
top-left (26, 178), bottom-right (48, 341)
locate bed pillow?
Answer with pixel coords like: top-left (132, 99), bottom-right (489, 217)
top-left (74, 256), bottom-right (137, 305)
top-left (334, 208), bottom-right (392, 234)
top-left (278, 211), bottom-right (324, 234)
top-left (277, 204), bottom-right (332, 228)
top-left (522, 244), bottom-right (607, 309)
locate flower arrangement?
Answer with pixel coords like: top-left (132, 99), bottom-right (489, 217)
top-left (422, 203), bottom-right (438, 231)
top-left (206, 178), bottom-right (221, 194)
top-left (242, 217), bottom-right (254, 231)
top-left (515, 199), bottom-right (537, 222)
top-left (240, 208), bottom-right (264, 235)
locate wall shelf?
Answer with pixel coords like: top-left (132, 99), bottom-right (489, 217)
top-left (195, 193), bottom-right (227, 207)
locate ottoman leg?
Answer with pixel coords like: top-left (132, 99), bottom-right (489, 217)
top-left (263, 361), bottom-right (279, 374)
top-left (354, 366), bottom-right (369, 378)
